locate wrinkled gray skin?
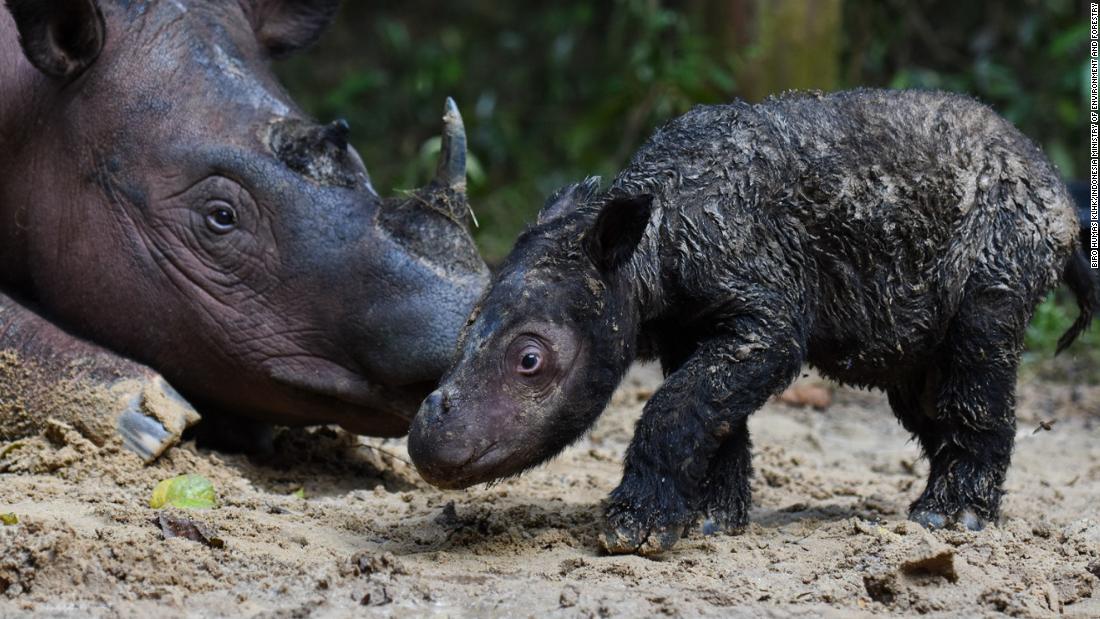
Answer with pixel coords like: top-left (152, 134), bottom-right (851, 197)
top-left (0, 0), bottom-right (488, 460)
top-left (410, 89), bottom-right (1093, 555)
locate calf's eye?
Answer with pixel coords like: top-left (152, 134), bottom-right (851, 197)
top-left (517, 346), bottom-right (543, 375)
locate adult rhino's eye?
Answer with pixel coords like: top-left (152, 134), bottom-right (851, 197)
top-left (205, 202), bottom-right (238, 234)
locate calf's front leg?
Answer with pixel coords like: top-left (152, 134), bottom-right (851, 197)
top-left (0, 291), bottom-right (199, 462)
top-left (601, 315), bottom-right (805, 555)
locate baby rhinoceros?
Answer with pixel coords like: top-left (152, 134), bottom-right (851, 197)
top-left (408, 89), bottom-right (1098, 555)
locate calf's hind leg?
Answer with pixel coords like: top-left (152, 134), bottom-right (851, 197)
top-left (905, 288), bottom-right (1026, 530)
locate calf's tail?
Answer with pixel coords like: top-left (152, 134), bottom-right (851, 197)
top-left (1058, 250), bottom-right (1098, 354)
top-left (1056, 184), bottom-right (1098, 354)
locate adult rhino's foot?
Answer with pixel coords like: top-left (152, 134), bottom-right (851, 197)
top-left (114, 375), bottom-right (200, 462)
top-left (909, 506), bottom-right (986, 532)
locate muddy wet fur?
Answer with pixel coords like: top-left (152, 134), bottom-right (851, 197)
top-left (409, 88), bottom-right (1097, 556)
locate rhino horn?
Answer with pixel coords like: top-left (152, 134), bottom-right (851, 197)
top-left (435, 97), bottom-right (467, 190)
top-left (406, 99), bottom-right (474, 224)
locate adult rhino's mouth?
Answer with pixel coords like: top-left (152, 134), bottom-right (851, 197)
top-left (264, 355), bottom-right (376, 404)
top-left (262, 356), bottom-right (431, 428)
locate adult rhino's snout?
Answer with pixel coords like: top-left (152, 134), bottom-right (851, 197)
top-left (351, 97), bottom-right (489, 391)
top-left (270, 98), bottom-right (488, 426)
top-left (354, 282), bottom-right (482, 389)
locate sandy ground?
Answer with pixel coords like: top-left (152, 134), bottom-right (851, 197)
top-left (1, 364), bottom-right (1099, 618)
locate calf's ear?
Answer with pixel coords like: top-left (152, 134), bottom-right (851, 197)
top-left (5, 0), bottom-right (106, 79)
top-left (250, 0), bottom-right (341, 58)
top-left (538, 176), bottom-right (602, 224)
top-left (584, 194), bottom-right (654, 274)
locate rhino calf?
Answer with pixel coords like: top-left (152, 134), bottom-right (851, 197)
top-left (408, 89), bottom-right (1098, 555)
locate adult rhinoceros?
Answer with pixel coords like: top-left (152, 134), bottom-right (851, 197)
top-left (0, 0), bottom-right (488, 461)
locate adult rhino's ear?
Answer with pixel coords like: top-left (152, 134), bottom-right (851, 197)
top-left (5, 0), bottom-right (106, 79)
top-left (537, 176), bottom-right (602, 225)
top-left (583, 194), bottom-right (654, 274)
top-left (249, 0), bottom-right (341, 59)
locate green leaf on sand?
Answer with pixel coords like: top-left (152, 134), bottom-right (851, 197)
top-left (150, 474), bottom-right (217, 510)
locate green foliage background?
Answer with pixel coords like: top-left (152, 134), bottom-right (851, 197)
top-left (276, 0), bottom-right (1095, 373)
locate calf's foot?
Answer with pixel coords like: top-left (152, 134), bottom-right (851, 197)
top-left (904, 435), bottom-right (1010, 533)
top-left (601, 429), bottom-right (754, 552)
top-left (909, 506), bottom-right (984, 531)
top-left (600, 481), bottom-right (692, 555)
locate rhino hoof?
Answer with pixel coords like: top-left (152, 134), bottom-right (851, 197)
top-left (910, 507), bottom-right (986, 532)
top-left (955, 508), bottom-right (986, 531)
top-left (115, 377), bottom-right (201, 463)
top-left (599, 510), bottom-right (684, 556)
top-left (909, 509), bottom-right (948, 530)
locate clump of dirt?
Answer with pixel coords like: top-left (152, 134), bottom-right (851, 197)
top-left (0, 364), bottom-right (1098, 617)
top-left (0, 518), bottom-right (74, 597)
top-left (0, 419), bottom-right (100, 475)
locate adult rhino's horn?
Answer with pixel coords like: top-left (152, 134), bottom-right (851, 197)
top-left (435, 97), bottom-right (468, 195)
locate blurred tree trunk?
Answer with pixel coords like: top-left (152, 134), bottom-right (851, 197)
top-left (701, 0), bottom-right (842, 101)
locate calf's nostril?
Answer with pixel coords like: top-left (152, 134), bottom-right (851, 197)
top-left (425, 390), bottom-right (451, 417)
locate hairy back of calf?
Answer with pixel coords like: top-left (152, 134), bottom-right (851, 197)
top-left (409, 89), bottom-right (1098, 555)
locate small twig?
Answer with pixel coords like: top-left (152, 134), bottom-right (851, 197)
top-left (357, 443), bottom-right (413, 467)
top-left (396, 187), bottom-right (476, 226)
